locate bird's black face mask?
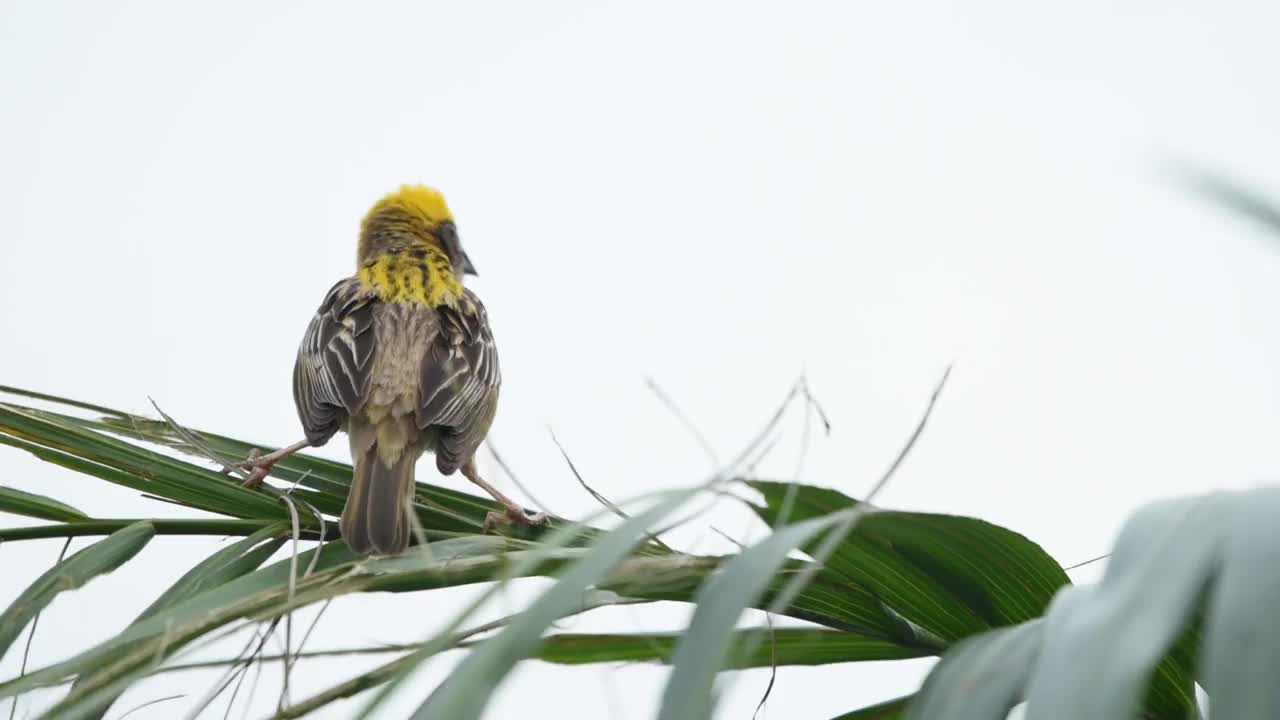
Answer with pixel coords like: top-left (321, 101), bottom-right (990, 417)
top-left (435, 221), bottom-right (477, 276)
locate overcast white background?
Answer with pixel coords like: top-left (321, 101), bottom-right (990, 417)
top-left (3, 1), bottom-right (1280, 718)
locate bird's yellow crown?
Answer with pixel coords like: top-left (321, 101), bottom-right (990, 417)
top-left (358, 185), bottom-right (454, 258)
top-left (356, 185), bottom-right (466, 309)
top-left (364, 184), bottom-right (454, 230)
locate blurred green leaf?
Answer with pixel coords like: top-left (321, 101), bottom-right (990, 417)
top-left (0, 522), bottom-right (154, 660)
top-left (1022, 493), bottom-right (1213, 719)
top-left (1200, 491), bottom-right (1280, 719)
top-left (832, 695), bottom-right (913, 719)
top-left (0, 485), bottom-right (88, 522)
top-left (905, 490), bottom-right (1280, 720)
top-left (60, 525), bottom-right (287, 719)
top-left (408, 490), bottom-right (700, 720)
top-left (533, 628), bottom-right (930, 667)
top-left (660, 510), bottom-right (857, 720)
top-left (1182, 170), bottom-right (1280, 241)
top-left (906, 620), bottom-right (1041, 720)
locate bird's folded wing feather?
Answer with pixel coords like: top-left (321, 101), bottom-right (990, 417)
top-left (292, 277), bottom-right (378, 445)
top-left (417, 290), bottom-right (501, 468)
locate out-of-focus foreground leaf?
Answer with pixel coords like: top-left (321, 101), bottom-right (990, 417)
top-left (908, 488), bottom-right (1280, 719)
top-left (0, 522), bottom-right (154, 660)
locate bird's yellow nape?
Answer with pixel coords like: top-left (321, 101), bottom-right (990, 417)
top-left (358, 184), bottom-right (458, 264)
top-left (365, 184), bottom-right (454, 227)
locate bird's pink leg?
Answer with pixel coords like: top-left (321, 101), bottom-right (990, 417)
top-left (461, 458), bottom-right (547, 532)
top-left (238, 439), bottom-right (312, 488)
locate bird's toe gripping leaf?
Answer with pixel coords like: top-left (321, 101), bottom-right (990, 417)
top-left (482, 506), bottom-right (549, 534)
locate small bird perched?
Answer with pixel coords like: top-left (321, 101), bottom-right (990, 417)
top-left (240, 185), bottom-right (545, 555)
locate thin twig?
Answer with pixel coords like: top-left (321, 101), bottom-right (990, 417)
top-left (710, 526), bottom-right (745, 550)
top-left (644, 377), bottom-right (721, 469)
top-left (186, 621), bottom-right (278, 720)
top-left (772, 376), bottom-right (822, 532)
top-left (644, 488), bottom-right (743, 547)
top-left (239, 650), bottom-right (267, 720)
top-left (722, 382), bottom-right (802, 477)
top-left (293, 600), bottom-right (333, 668)
top-left (1065, 553), bottom-right (1111, 572)
top-left (752, 610), bottom-right (778, 720)
top-left (276, 494), bottom-right (305, 712)
top-left (548, 429), bottom-right (627, 521)
top-left (800, 377), bottom-right (833, 436)
top-left (645, 376), bottom-right (745, 547)
top-left (222, 627), bottom-right (263, 720)
top-left (117, 694), bottom-right (187, 720)
top-left (277, 473), bottom-right (324, 575)
top-left (741, 433), bottom-right (782, 476)
top-left (548, 429), bottom-right (675, 553)
top-left (793, 378), bottom-right (816, 485)
top-left (192, 625), bottom-right (259, 717)
top-left (484, 439), bottom-right (555, 517)
top-left (864, 364), bottom-right (953, 504)
top-left (9, 538), bottom-right (72, 720)
top-left (750, 374), bottom-right (828, 716)
top-left (148, 398), bottom-right (247, 480)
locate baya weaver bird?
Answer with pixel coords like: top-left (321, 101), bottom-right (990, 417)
top-left (240, 185), bottom-right (546, 555)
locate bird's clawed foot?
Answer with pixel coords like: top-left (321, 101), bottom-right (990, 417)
top-left (233, 439), bottom-right (312, 489)
top-left (482, 505), bottom-right (548, 533)
top-left (237, 448), bottom-right (274, 489)
top-left (461, 457), bottom-right (546, 533)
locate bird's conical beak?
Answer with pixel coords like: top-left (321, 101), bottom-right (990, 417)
top-left (461, 252), bottom-right (478, 276)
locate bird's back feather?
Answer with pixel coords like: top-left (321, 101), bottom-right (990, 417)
top-left (292, 266), bottom-right (501, 556)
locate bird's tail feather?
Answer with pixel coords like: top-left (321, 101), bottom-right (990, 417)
top-left (341, 443), bottom-right (415, 556)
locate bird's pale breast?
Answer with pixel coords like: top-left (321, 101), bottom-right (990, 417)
top-left (358, 302), bottom-right (438, 467)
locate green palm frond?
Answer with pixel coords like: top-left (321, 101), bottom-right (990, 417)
top-left (0, 384), bottom-right (1251, 719)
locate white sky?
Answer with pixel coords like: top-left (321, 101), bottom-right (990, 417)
top-left (3, 1), bottom-right (1280, 718)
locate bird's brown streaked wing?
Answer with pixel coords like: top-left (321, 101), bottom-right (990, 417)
top-left (292, 277), bottom-right (379, 445)
top-left (417, 290), bottom-right (501, 471)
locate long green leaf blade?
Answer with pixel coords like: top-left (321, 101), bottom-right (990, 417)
top-left (533, 628), bottom-right (928, 668)
top-left (0, 522), bottom-right (154, 660)
top-left (0, 404), bottom-right (282, 519)
top-left (750, 481), bottom-right (1069, 638)
top-left (0, 486), bottom-right (88, 522)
